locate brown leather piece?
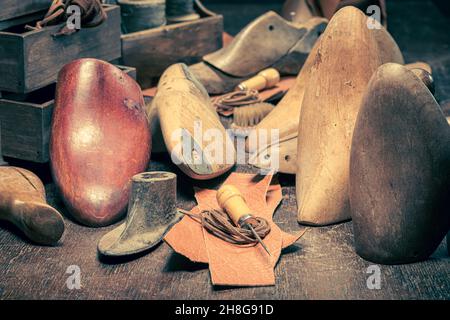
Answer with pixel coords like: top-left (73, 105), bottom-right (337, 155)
top-left (164, 204), bottom-right (209, 263)
top-left (164, 173), bottom-right (305, 286)
top-left (259, 76), bottom-right (296, 102)
top-left (222, 32), bottom-right (234, 47)
top-left (143, 87), bottom-right (157, 97)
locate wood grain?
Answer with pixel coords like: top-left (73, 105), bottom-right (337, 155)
top-left (0, 0), bottom-right (52, 22)
top-left (121, 12), bottom-right (223, 89)
top-left (0, 161), bottom-right (448, 299)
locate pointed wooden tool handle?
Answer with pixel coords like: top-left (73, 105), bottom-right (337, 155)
top-left (216, 184), bottom-right (253, 226)
top-left (236, 68), bottom-right (280, 91)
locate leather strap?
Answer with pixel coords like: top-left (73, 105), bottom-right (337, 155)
top-left (212, 89), bottom-right (261, 114)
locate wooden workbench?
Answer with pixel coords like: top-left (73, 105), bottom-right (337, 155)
top-left (0, 0), bottom-right (449, 299)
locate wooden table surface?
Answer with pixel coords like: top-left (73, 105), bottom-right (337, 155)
top-left (0, 0), bottom-right (449, 299)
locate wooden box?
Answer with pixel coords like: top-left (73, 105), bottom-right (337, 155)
top-left (121, 2), bottom-right (223, 89)
top-left (0, 65), bottom-right (136, 163)
top-left (0, 4), bottom-right (121, 94)
top-left (0, 0), bottom-right (53, 22)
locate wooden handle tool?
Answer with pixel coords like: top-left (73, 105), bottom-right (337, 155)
top-left (236, 68), bottom-right (280, 92)
top-left (217, 184), bottom-right (271, 255)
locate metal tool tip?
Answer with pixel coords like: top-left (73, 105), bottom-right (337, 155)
top-left (248, 224), bottom-right (271, 256)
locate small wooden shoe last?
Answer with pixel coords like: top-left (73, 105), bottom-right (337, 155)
top-left (190, 12), bottom-right (327, 94)
top-left (350, 63), bottom-right (450, 264)
top-left (154, 63), bottom-right (235, 180)
top-left (0, 167), bottom-right (64, 245)
top-left (98, 172), bottom-right (182, 256)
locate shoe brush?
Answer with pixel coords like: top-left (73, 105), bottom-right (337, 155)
top-left (231, 102), bottom-right (274, 136)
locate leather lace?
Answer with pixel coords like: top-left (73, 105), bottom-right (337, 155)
top-left (179, 208), bottom-right (271, 246)
top-left (213, 89), bottom-right (261, 113)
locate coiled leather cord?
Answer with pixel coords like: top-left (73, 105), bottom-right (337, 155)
top-left (179, 208), bottom-right (271, 246)
top-left (213, 89), bottom-right (261, 113)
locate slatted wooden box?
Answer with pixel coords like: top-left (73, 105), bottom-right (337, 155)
top-left (0, 4), bottom-right (121, 94)
top-left (0, 0), bottom-right (53, 22)
top-left (121, 1), bottom-right (223, 89)
top-left (0, 65), bottom-right (136, 163)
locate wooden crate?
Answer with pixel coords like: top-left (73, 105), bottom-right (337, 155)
top-left (0, 4), bottom-right (121, 94)
top-left (0, 65), bottom-right (136, 163)
top-left (0, 0), bottom-right (53, 22)
top-left (121, 1), bottom-right (223, 89)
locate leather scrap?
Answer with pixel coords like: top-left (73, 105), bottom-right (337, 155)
top-left (164, 173), bottom-right (305, 286)
top-left (165, 204), bottom-right (209, 263)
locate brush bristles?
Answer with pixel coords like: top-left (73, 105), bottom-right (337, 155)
top-left (233, 103), bottom-right (274, 127)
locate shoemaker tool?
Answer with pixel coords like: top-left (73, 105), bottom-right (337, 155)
top-left (236, 68), bottom-right (280, 92)
top-left (216, 184), bottom-right (271, 255)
